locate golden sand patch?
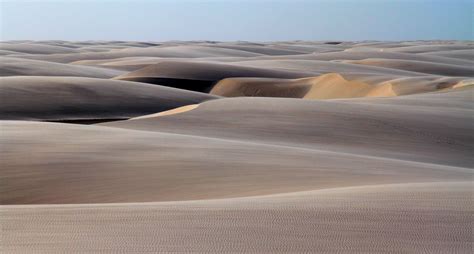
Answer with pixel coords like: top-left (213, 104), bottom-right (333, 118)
top-left (131, 104), bottom-right (199, 120)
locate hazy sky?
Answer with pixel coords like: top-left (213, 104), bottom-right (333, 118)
top-left (0, 0), bottom-right (472, 41)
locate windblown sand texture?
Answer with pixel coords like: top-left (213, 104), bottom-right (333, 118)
top-left (1, 40), bottom-right (473, 253)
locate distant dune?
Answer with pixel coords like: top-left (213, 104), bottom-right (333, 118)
top-left (343, 58), bottom-right (474, 76)
top-left (0, 42), bottom-right (80, 54)
top-left (114, 61), bottom-right (315, 92)
top-left (7, 45), bottom-right (265, 63)
top-left (1, 40), bottom-right (473, 253)
top-left (0, 56), bottom-right (123, 78)
top-left (420, 49), bottom-right (474, 61)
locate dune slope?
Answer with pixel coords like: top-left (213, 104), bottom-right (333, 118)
top-left (115, 61), bottom-right (315, 92)
top-left (0, 57), bottom-right (123, 78)
top-left (0, 76), bottom-right (217, 121)
top-left (210, 73), bottom-right (471, 98)
top-left (2, 182), bottom-right (471, 253)
top-left (105, 89), bottom-right (474, 168)
top-left (4, 120), bottom-right (472, 204)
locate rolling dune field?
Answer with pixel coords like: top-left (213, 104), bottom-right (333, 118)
top-left (1, 40), bottom-right (473, 253)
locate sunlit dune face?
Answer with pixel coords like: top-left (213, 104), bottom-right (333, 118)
top-left (131, 104), bottom-right (199, 120)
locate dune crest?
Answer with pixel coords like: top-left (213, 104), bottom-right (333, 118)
top-left (131, 104), bottom-right (199, 120)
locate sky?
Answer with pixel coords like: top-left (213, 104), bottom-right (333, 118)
top-left (0, 0), bottom-right (472, 41)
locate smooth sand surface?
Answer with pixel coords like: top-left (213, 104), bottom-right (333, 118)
top-left (9, 45), bottom-right (265, 63)
top-left (420, 49), bottom-right (474, 61)
top-left (232, 59), bottom-right (427, 76)
top-left (234, 49), bottom-right (473, 66)
top-left (2, 182), bottom-right (471, 253)
top-left (1, 40), bottom-right (473, 253)
top-left (105, 89), bottom-right (473, 168)
top-left (382, 44), bottom-right (473, 53)
top-left (0, 76), bottom-right (217, 121)
top-left (0, 42), bottom-right (80, 54)
top-left (114, 61), bottom-right (316, 92)
top-left (3, 119), bottom-right (472, 204)
top-left (343, 58), bottom-right (474, 76)
top-left (0, 57), bottom-right (123, 78)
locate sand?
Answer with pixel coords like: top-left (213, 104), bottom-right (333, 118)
top-left (420, 49), bottom-right (474, 60)
top-left (0, 56), bottom-right (123, 78)
top-left (104, 90), bottom-right (473, 168)
top-left (343, 58), bottom-right (474, 76)
top-left (0, 76), bottom-right (217, 121)
top-left (2, 182), bottom-right (471, 253)
top-left (131, 104), bottom-right (199, 119)
top-left (210, 73), bottom-right (471, 98)
top-left (114, 61), bottom-right (315, 92)
top-left (210, 74), bottom-right (386, 99)
top-left (1, 40), bottom-right (473, 253)
top-left (0, 42), bottom-right (80, 54)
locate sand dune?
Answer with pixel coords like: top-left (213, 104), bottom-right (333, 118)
top-left (2, 182), bottom-right (471, 253)
top-left (2, 120), bottom-right (471, 205)
top-left (71, 56), bottom-right (255, 71)
top-left (0, 57), bottom-right (123, 78)
top-left (344, 58), bottom-right (474, 76)
top-left (211, 77), bottom-right (315, 98)
top-left (211, 73), bottom-right (469, 99)
top-left (383, 44), bottom-right (473, 53)
top-left (233, 59), bottom-right (428, 76)
top-left (420, 49), bottom-right (474, 61)
top-left (0, 49), bottom-right (29, 56)
top-left (115, 61), bottom-right (315, 92)
top-left (71, 57), bottom-right (176, 71)
top-left (0, 76), bottom-right (217, 121)
top-left (105, 89), bottom-right (474, 168)
top-left (210, 74), bottom-right (396, 99)
top-left (67, 54), bottom-right (300, 67)
top-left (207, 44), bottom-right (308, 55)
top-left (350, 41), bottom-right (417, 48)
top-left (253, 49), bottom-right (473, 66)
top-left (1, 40), bottom-right (473, 253)
top-left (0, 42), bottom-right (80, 54)
top-left (214, 74), bottom-right (473, 99)
top-left (10, 45), bottom-right (267, 63)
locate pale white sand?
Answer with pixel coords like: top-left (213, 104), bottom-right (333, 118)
top-left (0, 76), bottom-right (217, 121)
top-left (2, 182), bottom-right (472, 253)
top-left (1, 40), bottom-right (473, 253)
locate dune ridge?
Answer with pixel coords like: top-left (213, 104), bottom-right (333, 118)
top-left (131, 104), bottom-right (199, 119)
top-left (0, 76), bottom-right (217, 121)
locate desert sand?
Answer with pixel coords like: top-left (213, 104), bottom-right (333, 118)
top-left (1, 40), bottom-right (473, 253)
